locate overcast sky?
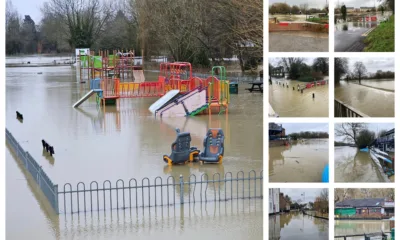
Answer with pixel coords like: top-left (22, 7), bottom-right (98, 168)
top-left (337, 0), bottom-right (379, 8)
top-left (335, 123), bottom-right (394, 142)
top-left (9, 0), bottom-right (46, 23)
top-left (269, 0), bottom-right (327, 8)
top-left (280, 188), bottom-right (327, 203)
top-left (279, 123), bottom-right (329, 135)
top-left (344, 57), bottom-right (394, 74)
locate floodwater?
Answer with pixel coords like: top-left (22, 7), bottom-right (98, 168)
top-left (269, 139), bottom-right (329, 182)
top-left (335, 147), bottom-right (386, 182)
top-left (335, 81), bottom-right (395, 117)
top-left (269, 211), bottom-right (329, 240)
top-left (7, 145), bottom-right (263, 240)
top-left (269, 78), bottom-right (329, 117)
top-left (5, 57), bottom-right (263, 239)
top-left (347, 79), bottom-right (394, 92)
top-left (335, 220), bottom-right (392, 240)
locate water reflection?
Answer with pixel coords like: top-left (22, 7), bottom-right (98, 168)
top-left (269, 139), bottom-right (329, 182)
top-left (335, 147), bottom-right (384, 182)
top-left (335, 220), bottom-right (391, 240)
top-left (269, 212), bottom-right (329, 240)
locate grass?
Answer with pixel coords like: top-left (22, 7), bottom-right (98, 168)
top-left (364, 15), bottom-right (395, 52)
top-left (306, 17), bottom-right (329, 24)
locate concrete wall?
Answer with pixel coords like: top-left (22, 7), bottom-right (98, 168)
top-left (269, 22), bottom-right (329, 33)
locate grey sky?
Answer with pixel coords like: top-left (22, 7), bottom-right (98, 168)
top-left (280, 188), bottom-right (328, 204)
top-left (280, 123), bottom-right (329, 135)
top-left (335, 123), bottom-right (394, 142)
top-left (336, 0), bottom-right (381, 8)
top-left (269, 0), bottom-right (327, 8)
top-left (344, 57), bottom-right (394, 74)
top-left (8, 0), bottom-right (46, 23)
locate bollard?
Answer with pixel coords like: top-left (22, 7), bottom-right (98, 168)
top-left (16, 111), bottom-right (23, 120)
top-left (287, 85), bottom-right (288, 88)
top-left (293, 87), bottom-right (295, 90)
top-left (41, 139), bottom-right (55, 156)
top-left (312, 93), bottom-right (315, 98)
top-left (301, 89), bottom-right (303, 94)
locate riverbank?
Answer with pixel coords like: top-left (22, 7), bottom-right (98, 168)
top-left (304, 211), bottom-right (329, 220)
top-left (364, 15), bottom-right (395, 52)
top-left (347, 81), bottom-right (395, 93)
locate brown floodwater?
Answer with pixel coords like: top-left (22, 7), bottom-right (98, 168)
top-left (269, 78), bottom-right (329, 117)
top-left (335, 220), bottom-right (392, 240)
top-left (5, 62), bottom-right (263, 239)
top-left (335, 81), bottom-right (395, 117)
top-left (269, 211), bottom-right (329, 240)
top-left (334, 146), bottom-right (394, 183)
top-left (269, 139), bottom-right (329, 182)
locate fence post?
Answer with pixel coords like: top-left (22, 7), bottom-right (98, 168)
top-left (179, 175), bottom-right (184, 204)
top-left (54, 184), bottom-right (59, 214)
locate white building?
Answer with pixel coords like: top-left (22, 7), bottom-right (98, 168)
top-left (269, 188), bottom-right (280, 215)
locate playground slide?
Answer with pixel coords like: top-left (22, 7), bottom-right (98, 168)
top-left (133, 70), bottom-right (145, 83)
top-left (149, 90), bottom-right (180, 114)
top-left (153, 88), bottom-right (207, 118)
top-left (73, 90), bottom-right (96, 108)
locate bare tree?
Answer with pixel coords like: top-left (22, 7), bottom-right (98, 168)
top-left (41, 0), bottom-right (113, 48)
top-left (353, 61), bottom-right (367, 84)
top-left (335, 123), bottom-right (366, 146)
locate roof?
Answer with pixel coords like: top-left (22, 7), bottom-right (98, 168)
top-left (335, 198), bottom-right (386, 208)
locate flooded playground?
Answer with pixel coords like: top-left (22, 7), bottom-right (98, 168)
top-left (269, 78), bottom-right (329, 117)
top-left (269, 212), bottom-right (329, 240)
top-left (335, 220), bottom-right (392, 240)
top-left (335, 146), bottom-right (395, 183)
top-left (5, 57), bottom-right (263, 239)
top-left (269, 139), bottom-right (329, 182)
top-left (335, 81), bottom-right (395, 117)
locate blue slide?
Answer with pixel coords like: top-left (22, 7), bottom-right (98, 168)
top-left (322, 164), bottom-right (329, 182)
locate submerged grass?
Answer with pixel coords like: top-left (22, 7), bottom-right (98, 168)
top-left (364, 15), bottom-right (395, 52)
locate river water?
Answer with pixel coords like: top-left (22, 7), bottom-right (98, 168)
top-left (269, 211), bottom-right (329, 240)
top-left (269, 139), bottom-right (329, 182)
top-left (335, 81), bottom-right (395, 117)
top-left (335, 220), bottom-right (392, 240)
top-left (269, 78), bottom-right (329, 117)
top-left (5, 60), bottom-right (263, 239)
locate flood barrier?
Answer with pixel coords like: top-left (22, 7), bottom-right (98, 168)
top-left (6, 128), bottom-right (263, 215)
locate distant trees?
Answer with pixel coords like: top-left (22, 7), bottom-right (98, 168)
top-left (314, 189), bottom-right (329, 213)
top-left (334, 58), bottom-right (349, 83)
top-left (341, 5), bottom-right (347, 21)
top-left (374, 70), bottom-right (395, 79)
top-left (288, 131), bottom-right (329, 140)
top-left (335, 188), bottom-right (395, 201)
top-left (269, 3), bottom-right (291, 14)
top-left (291, 5), bottom-right (300, 14)
top-left (5, 0), bottom-right (22, 54)
top-left (353, 61), bottom-right (367, 84)
top-left (379, 0), bottom-right (394, 14)
top-left (313, 57), bottom-right (329, 76)
top-left (276, 57), bottom-right (327, 82)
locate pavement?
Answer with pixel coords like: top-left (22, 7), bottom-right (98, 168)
top-left (334, 23), bottom-right (377, 52)
top-left (269, 32), bottom-right (329, 52)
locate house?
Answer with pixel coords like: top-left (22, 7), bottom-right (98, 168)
top-left (335, 198), bottom-right (394, 219)
top-left (360, 7), bottom-right (373, 12)
top-left (373, 128), bottom-right (394, 153)
top-left (269, 189), bottom-right (280, 215)
top-left (279, 193), bottom-right (290, 212)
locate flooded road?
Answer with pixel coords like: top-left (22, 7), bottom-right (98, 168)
top-left (269, 139), bottom-right (329, 182)
top-left (335, 220), bottom-right (392, 240)
top-left (269, 212), bottom-right (329, 240)
top-left (335, 81), bottom-right (395, 117)
top-left (335, 147), bottom-right (385, 182)
top-left (5, 59), bottom-right (263, 239)
top-left (269, 78), bottom-right (329, 117)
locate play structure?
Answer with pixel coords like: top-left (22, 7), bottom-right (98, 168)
top-left (73, 57), bottom-right (230, 117)
top-left (163, 128), bottom-right (225, 165)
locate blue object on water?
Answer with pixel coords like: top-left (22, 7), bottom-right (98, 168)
top-left (322, 164), bottom-right (329, 182)
top-left (360, 147), bottom-right (369, 152)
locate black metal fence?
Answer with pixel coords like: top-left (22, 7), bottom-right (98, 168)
top-left (6, 128), bottom-right (263, 215)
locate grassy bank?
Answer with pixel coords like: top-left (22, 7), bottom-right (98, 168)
top-left (364, 15), bottom-right (395, 52)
